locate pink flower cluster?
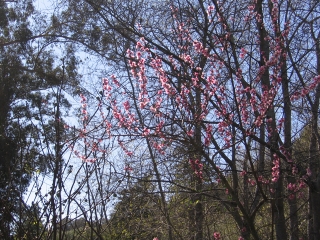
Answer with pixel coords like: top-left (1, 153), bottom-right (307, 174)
top-left (189, 159), bottom-right (203, 179)
top-left (150, 57), bottom-right (175, 95)
top-left (271, 154), bottom-right (280, 182)
top-left (102, 78), bottom-right (112, 99)
top-left (204, 124), bottom-right (213, 146)
top-left (291, 75), bottom-right (320, 101)
top-left (118, 139), bottom-right (133, 157)
top-left (239, 48), bottom-right (247, 59)
top-left (207, 6), bottom-right (215, 15)
top-left (80, 94), bottom-right (88, 122)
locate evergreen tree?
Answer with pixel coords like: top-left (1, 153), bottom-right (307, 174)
top-left (0, 1), bottom-right (79, 237)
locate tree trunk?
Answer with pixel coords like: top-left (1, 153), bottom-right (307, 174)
top-left (309, 29), bottom-right (320, 240)
top-left (309, 86), bottom-right (320, 239)
top-left (281, 43), bottom-right (299, 240)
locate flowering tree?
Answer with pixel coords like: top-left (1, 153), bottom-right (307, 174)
top-left (70, 0), bottom-right (320, 239)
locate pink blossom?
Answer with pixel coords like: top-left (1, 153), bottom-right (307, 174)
top-left (258, 176), bottom-right (263, 182)
top-left (102, 78), bottom-right (112, 92)
top-left (204, 124), bottom-right (213, 146)
top-left (271, 154), bottom-right (280, 182)
top-left (248, 179), bottom-right (256, 186)
top-left (240, 170), bottom-right (247, 176)
top-left (213, 232), bottom-right (221, 240)
top-left (190, 159), bottom-right (203, 179)
top-left (142, 127), bottom-right (150, 136)
top-left (123, 101), bottom-right (130, 111)
top-left (248, 5), bottom-right (255, 11)
top-left (124, 166), bottom-right (133, 172)
top-left (193, 40), bottom-right (203, 53)
top-left (240, 48), bottom-right (247, 59)
top-left (299, 180), bottom-right (306, 189)
top-left (207, 6), bottom-right (215, 14)
top-left (289, 194), bottom-right (295, 200)
top-left (287, 183), bottom-right (296, 191)
top-left (306, 168), bottom-right (312, 177)
top-left (187, 129), bottom-right (194, 136)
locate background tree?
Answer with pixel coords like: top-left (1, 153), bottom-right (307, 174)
top-left (68, 0), bottom-right (320, 239)
top-left (0, 1), bottom-right (82, 238)
top-left (108, 175), bottom-right (164, 240)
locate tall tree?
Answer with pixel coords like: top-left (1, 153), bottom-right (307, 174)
top-left (57, 0), bottom-right (320, 239)
top-left (0, 1), bottom-right (80, 238)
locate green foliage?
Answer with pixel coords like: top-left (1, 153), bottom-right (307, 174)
top-left (0, 136), bottom-right (31, 239)
top-left (13, 203), bottom-right (44, 240)
top-left (107, 177), bottom-right (164, 240)
top-left (293, 125), bottom-right (318, 172)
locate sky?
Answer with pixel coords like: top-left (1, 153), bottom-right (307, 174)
top-left (34, 0), bottom-right (53, 11)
